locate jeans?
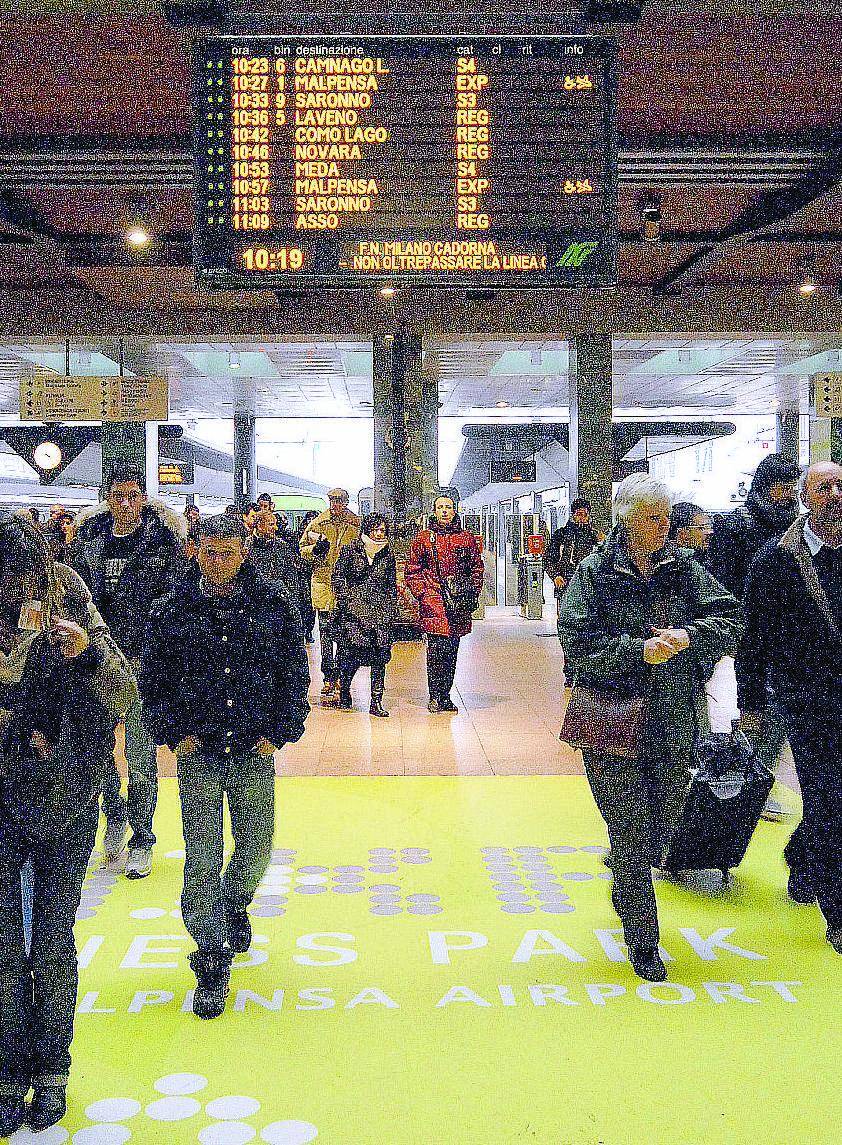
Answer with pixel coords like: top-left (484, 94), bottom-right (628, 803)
top-left (0, 803), bottom-right (98, 1095)
top-left (779, 712), bottom-right (842, 929)
top-left (177, 748), bottom-right (276, 952)
top-left (583, 748), bottom-right (692, 949)
top-left (123, 693), bottom-right (159, 849)
top-left (426, 634), bottom-right (461, 702)
top-left (318, 611), bottom-right (339, 682)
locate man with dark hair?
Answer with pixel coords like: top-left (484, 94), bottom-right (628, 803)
top-left (738, 462), bottom-right (842, 954)
top-left (256, 492), bottom-right (274, 512)
top-left (139, 513), bottom-right (310, 1019)
top-left (544, 498), bottom-right (603, 607)
top-left (241, 502), bottom-right (259, 537)
top-left (669, 502), bottom-right (713, 563)
top-left (70, 463), bottom-right (186, 878)
top-left (709, 452), bottom-right (802, 822)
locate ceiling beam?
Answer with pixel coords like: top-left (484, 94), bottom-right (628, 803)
top-left (651, 132), bottom-right (842, 294)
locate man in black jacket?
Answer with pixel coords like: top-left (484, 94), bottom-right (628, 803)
top-left (737, 461), bottom-right (842, 956)
top-left (139, 513), bottom-right (310, 1019)
top-left (544, 498), bottom-right (603, 610)
top-left (71, 465), bottom-right (186, 878)
top-left (708, 452), bottom-right (801, 821)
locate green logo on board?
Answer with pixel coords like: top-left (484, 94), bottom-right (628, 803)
top-left (555, 241), bottom-right (599, 268)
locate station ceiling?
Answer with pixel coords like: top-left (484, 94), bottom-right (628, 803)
top-left (0, 0), bottom-right (839, 337)
top-left (0, 334), bottom-right (838, 419)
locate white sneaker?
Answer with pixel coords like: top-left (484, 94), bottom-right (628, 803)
top-left (125, 846), bottom-right (153, 879)
top-left (101, 819), bottom-right (128, 863)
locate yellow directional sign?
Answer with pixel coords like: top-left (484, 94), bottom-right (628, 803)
top-left (813, 372), bottom-right (842, 418)
top-left (20, 371), bottom-right (169, 423)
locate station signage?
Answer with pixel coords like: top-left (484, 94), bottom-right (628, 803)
top-left (812, 372), bottom-right (842, 418)
top-left (194, 35), bottom-right (618, 288)
top-left (20, 371), bottom-right (169, 423)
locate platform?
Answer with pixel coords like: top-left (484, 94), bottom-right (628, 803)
top-left (17, 773), bottom-right (839, 1145)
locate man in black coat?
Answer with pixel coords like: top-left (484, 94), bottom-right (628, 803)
top-left (139, 513), bottom-right (310, 1019)
top-left (737, 461), bottom-right (842, 956)
top-left (708, 452), bottom-right (801, 821)
top-left (71, 465), bottom-right (187, 878)
top-left (544, 498), bottom-right (603, 610)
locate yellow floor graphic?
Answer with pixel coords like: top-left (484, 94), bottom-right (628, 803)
top-left (29, 777), bottom-right (840, 1145)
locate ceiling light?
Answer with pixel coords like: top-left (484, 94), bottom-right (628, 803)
top-left (496, 400), bottom-right (510, 408)
top-left (798, 256), bottom-right (818, 297)
top-left (125, 226), bottom-right (151, 249)
top-left (379, 285), bottom-right (397, 299)
top-left (229, 351), bottom-right (241, 369)
top-left (640, 194), bottom-right (662, 243)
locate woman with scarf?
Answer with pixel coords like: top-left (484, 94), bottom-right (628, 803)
top-left (332, 513), bottom-right (399, 717)
top-left (405, 496), bottom-right (484, 714)
top-left (0, 514), bottom-right (136, 1135)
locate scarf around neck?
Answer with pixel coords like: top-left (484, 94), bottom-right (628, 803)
top-left (362, 535), bottom-right (389, 563)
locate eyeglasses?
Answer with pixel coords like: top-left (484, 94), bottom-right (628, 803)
top-left (108, 491), bottom-right (143, 504)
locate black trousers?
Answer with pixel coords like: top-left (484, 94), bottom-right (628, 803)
top-left (779, 712), bottom-right (842, 930)
top-left (582, 748), bottom-right (691, 950)
top-left (318, 610), bottom-right (340, 681)
top-left (339, 648), bottom-right (389, 697)
top-left (0, 803), bottom-right (98, 1095)
top-left (426, 634), bottom-right (461, 701)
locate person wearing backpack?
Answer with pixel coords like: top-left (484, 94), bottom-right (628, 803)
top-left (405, 495), bottom-right (484, 714)
top-left (0, 513), bottom-right (136, 1136)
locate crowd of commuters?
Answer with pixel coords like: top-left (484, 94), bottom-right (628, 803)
top-left (0, 454), bottom-right (840, 1131)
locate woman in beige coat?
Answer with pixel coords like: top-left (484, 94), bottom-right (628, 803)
top-left (299, 488), bottom-right (360, 703)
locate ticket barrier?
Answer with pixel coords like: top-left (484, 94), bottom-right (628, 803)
top-left (519, 556), bottom-right (545, 620)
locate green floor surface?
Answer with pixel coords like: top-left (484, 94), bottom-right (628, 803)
top-left (24, 777), bottom-right (839, 1145)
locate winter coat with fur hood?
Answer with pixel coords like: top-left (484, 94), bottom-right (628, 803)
top-left (69, 500), bottom-right (187, 659)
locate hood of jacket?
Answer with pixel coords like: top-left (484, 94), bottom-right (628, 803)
top-left (75, 498), bottom-right (187, 543)
top-left (743, 490), bottom-right (799, 537)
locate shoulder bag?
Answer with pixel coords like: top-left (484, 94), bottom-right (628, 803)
top-left (559, 682), bottom-right (647, 760)
top-left (430, 533), bottom-right (479, 619)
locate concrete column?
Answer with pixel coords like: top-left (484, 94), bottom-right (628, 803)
top-left (100, 422), bottom-right (147, 499)
top-left (568, 334), bottom-right (613, 536)
top-left (776, 401), bottom-right (800, 462)
top-left (373, 330), bottom-right (438, 524)
top-left (233, 411), bottom-right (257, 509)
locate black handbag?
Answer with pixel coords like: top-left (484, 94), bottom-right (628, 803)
top-left (430, 534), bottom-right (479, 618)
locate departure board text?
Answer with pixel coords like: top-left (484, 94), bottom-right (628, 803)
top-left (194, 36), bottom-right (618, 288)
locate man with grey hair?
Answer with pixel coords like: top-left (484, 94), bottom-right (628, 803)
top-left (559, 473), bottom-right (742, 981)
top-left (737, 461), bottom-right (842, 954)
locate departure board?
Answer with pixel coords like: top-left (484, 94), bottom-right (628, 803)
top-left (194, 36), bottom-right (617, 288)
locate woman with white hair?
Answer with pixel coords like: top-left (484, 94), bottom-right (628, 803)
top-left (558, 474), bottom-right (742, 982)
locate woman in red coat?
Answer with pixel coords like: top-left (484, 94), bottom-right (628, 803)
top-left (405, 496), bottom-right (484, 713)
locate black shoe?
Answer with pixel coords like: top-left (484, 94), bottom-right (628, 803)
top-left (369, 696), bottom-right (389, 718)
top-left (0, 1096), bottom-right (26, 1136)
top-left (27, 1086), bottom-right (67, 1132)
top-left (440, 698), bottom-right (459, 713)
top-left (226, 908), bottom-right (252, 954)
top-left (788, 869), bottom-right (817, 905)
top-left (336, 690), bottom-right (353, 710)
top-left (628, 946), bottom-right (667, 982)
top-left (189, 949), bottom-right (233, 1019)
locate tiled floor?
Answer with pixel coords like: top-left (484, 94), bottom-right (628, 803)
top-left (151, 607), bottom-right (580, 778)
top-left (149, 604), bottom-right (796, 787)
